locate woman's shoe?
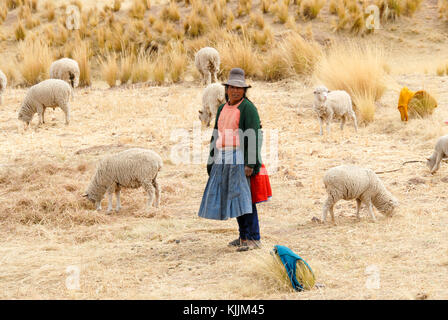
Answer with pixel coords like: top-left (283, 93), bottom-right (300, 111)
top-left (236, 240), bottom-right (261, 252)
top-left (228, 238), bottom-right (242, 247)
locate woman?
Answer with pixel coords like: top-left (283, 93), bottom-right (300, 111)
top-left (198, 68), bottom-right (265, 251)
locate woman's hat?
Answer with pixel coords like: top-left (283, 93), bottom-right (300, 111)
top-left (222, 68), bottom-right (251, 88)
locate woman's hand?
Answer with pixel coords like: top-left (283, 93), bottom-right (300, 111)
top-left (245, 166), bottom-right (254, 177)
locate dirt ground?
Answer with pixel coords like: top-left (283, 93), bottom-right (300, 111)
top-left (1, 0), bottom-right (448, 300)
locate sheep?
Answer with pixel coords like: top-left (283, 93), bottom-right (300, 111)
top-left (322, 165), bottom-right (399, 223)
top-left (195, 47), bottom-right (220, 86)
top-left (83, 148), bottom-right (163, 214)
top-left (198, 83), bottom-right (226, 126)
top-left (18, 79), bottom-right (71, 127)
top-left (313, 85), bottom-right (358, 135)
top-left (49, 58), bottom-right (80, 89)
top-left (427, 135), bottom-right (448, 174)
top-left (0, 70), bottom-right (6, 106)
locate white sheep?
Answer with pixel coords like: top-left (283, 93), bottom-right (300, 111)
top-left (0, 70), bottom-right (7, 106)
top-left (49, 58), bottom-right (80, 89)
top-left (322, 165), bottom-right (399, 223)
top-left (198, 83), bottom-right (226, 126)
top-left (18, 79), bottom-right (71, 126)
top-left (195, 47), bottom-right (220, 86)
top-left (427, 135), bottom-right (448, 174)
top-left (83, 148), bottom-right (163, 214)
top-left (313, 85), bottom-right (358, 135)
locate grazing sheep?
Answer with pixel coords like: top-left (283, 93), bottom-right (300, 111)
top-left (322, 165), bottom-right (399, 223)
top-left (83, 148), bottom-right (163, 214)
top-left (0, 70), bottom-right (6, 106)
top-left (195, 47), bottom-right (220, 86)
top-left (18, 79), bottom-right (71, 126)
top-left (427, 135), bottom-right (448, 174)
top-left (313, 85), bottom-right (358, 135)
top-left (49, 58), bottom-right (80, 89)
top-left (198, 83), bottom-right (225, 126)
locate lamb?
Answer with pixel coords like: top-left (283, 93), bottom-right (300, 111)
top-left (427, 135), bottom-right (448, 174)
top-left (83, 148), bottom-right (163, 214)
top-left (18, 79), bottom-right (71, 126)
top-left (322, 165), bottom-right (399, 223)
top-left (49, 58), bottom-right (80, 89)
top-left (198, 83), bottom-right (226, 126)
top-left (195, 47), bottom-right (220, 86)
top-left (0, 69), bottom-right (6, 106)
top-left (313, 85), bottom-right (358, 135)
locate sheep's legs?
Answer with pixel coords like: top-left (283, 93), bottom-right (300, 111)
top-left (143, 182), bottom-right (155, 209)
top-left (106, 188), bottom-right (114, 214)
top-left (367, 201), bottom-right (377, 222)
top-left (205, 70), bottom-right (211, 86)
top-left (37, 104), bottom-right (44, 126)
top-left (153, 179), bottom-right (160, 208)
top-left (318, 117), bottom-right (324, 135)
top-left (42, 108), bottom-right (46, 124)
top-left (322, 197), bottom-right (336, 224)
top-left (351, 112), bottom-right (358, 132)
top-left (61, 104), bottom-right (70, 125)
top-left (213, 71), bottom-right (218, 83)
top-left (340, 117), bottom-right (346, 130)
top-left (355, 199), bottom-right (362, 220)
top-left (115, 186), bottom-right (121, 212)
top-left (431, 152), bottom-right (443, 174)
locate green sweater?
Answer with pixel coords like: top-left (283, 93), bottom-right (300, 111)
top-left (207, 98), bottom-right (263, 176)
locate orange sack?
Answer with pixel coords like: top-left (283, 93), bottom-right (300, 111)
top-left (397, 87), bottom-right (415, 122)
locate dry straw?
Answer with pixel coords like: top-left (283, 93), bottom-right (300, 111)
top-left (250, 249), bottom-right (316, 292)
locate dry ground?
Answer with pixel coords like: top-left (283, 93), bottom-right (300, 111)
top-left (2, 0), bottom-right (448, 300)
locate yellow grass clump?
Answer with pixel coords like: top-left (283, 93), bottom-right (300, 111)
top-left (251, 250), bottom-right (316, 292)
top-left (160, 1), bottom-right (181, 22)
top-left (18, 39), bottom-right (54, 85)
top-left (99, 53), bottom-right (119, 87)
top-left (300, 0), bottom-right (325, 20)
top-left (408, 90), bottom-right (438, 119)
top-left (14, 21), bottom-right (27, 41)
top-left (217, 33), bottom-right (261, 79)
top-left (72, 40), bottom-right (92, 87)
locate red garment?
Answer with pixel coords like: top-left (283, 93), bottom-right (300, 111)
top-left (250, 164), bottom-right (272, 204)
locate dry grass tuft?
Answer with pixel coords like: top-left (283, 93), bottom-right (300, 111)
top-left (217, 32), bottom-right (261, 79)
top-left (18, 39), bottom-right (54, 85)
top-left (300, 0), bottom-right (325, 20)
top-left (14, 21), bottom-right (27, 41)
top-left (99, 53), bottom-right (119, 87)
top-left (72, 40), bottom-right (92, 87)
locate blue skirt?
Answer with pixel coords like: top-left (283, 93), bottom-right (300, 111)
top-left (198, 149), bottom-right (253, 220)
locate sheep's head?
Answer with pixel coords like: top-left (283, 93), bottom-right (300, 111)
top-left (426, 154), bottom-right (436, 172)
top-left (82, 192), bottom-right (102, 211)
top-left (198, 109), bottom-right (211, 127)
top-left (381, 196), bottom-right (399, 216)
top-left (313, 86), bottom-right (329, 104)
top-left (18, 106), bottom-right (31, 125)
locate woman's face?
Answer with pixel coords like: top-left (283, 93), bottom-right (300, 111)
top-left (227, 85), bottom-right (245, 105)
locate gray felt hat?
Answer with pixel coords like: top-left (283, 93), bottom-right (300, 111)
top-left (222, 68), bottom-right (251, 88)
